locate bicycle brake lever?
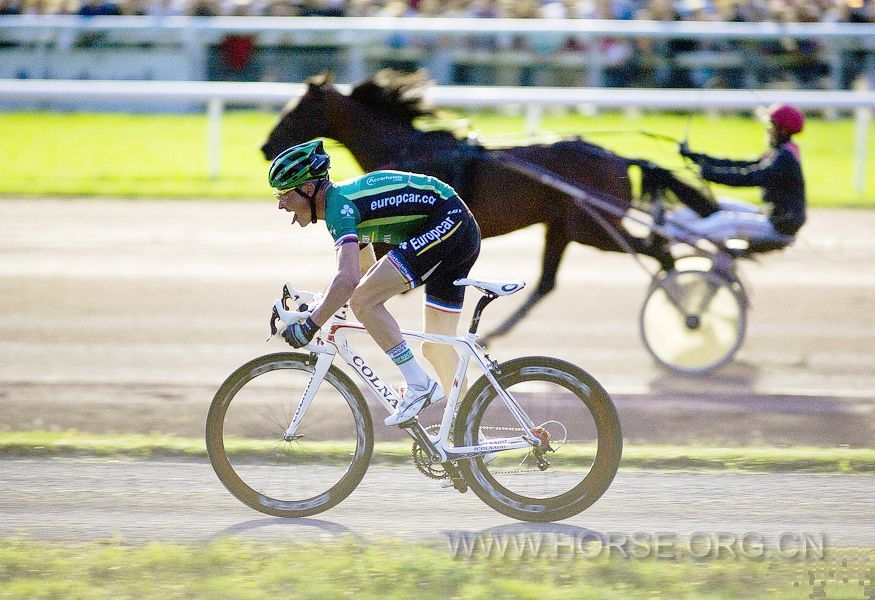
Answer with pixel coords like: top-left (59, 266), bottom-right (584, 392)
top-left (282, 283), bottom-right (293, 310)
top-left (267, 305), bottom-right (280, 342)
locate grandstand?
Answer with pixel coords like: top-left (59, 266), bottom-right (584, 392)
top-left (0, 1), bottom-right (873, 89)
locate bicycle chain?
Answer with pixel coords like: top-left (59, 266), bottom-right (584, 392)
top-left (411, 425), bottom-right (555, 478)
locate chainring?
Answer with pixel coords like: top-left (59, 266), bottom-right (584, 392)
top-left (411, 425), bottom-right (448, 480)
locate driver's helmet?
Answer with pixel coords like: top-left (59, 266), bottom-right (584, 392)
top-left (268, 139), bottom-right (331, 190)
top-left (759, 104), bottom-right (805, 135)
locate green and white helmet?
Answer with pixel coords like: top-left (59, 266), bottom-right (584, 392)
top-left (268, 139), bottom-right (331, 190)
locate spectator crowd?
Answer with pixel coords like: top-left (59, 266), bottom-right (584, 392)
top-left (2, 0), bottom-right (872, 24)
top-left (1, 0), bottom-right (872, 90)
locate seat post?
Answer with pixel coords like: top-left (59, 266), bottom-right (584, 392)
top-left (468, 292), bottom-right (498, 335)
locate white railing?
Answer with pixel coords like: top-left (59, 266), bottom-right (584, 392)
top-left (2, 16), bottom-right (874, 85)
top-left (1, 78), bottom-right (872, 191)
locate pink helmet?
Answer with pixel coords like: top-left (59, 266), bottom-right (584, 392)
top-left (759, 103), bottom-right (805, 135)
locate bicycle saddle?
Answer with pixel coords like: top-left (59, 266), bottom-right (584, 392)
top-left (454, 278), bottom-right (526, 296)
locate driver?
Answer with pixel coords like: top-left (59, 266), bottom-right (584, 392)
top-left (668, 103), bottom-right (807, 248)
top-left (269, 139), bottom-right (481, 427)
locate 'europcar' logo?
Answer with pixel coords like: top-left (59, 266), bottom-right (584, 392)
top-left (341, 205), bottom-right (354, 216)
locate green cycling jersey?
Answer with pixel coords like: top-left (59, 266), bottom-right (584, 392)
top-left (324, 170), bottom-right (459, 247)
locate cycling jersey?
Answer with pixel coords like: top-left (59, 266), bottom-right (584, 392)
top-left (324, 170), bottom-right (481, 313)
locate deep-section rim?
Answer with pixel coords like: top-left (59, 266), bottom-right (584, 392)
top-left (205, 352), bottom-right (373, 518)
top-left (454, 356), bottom-right (622, 522)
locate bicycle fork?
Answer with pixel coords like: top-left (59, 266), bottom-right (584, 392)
top-left (282, 352), bottom-right (333, 442)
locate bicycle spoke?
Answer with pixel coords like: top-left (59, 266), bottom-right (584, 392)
top-left (455, 356), bottom-right (621, 522)
top-left (641, 269), bottom-right (745, 374)
top-left (206, 353), bottom-right (373, 518)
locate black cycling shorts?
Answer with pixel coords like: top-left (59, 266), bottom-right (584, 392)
top-left (386, 197), bottom-right (481, 313)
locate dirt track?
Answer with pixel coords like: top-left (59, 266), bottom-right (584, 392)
top-left (1, 198), bottom-right (874, 446)
top-left (2, 198), bottom-right (874, 544)
top-left (3, 459), bottom-right (874, 546)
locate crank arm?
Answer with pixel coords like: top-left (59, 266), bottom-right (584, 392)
top-left (401, 420), bottom-right (445, 463)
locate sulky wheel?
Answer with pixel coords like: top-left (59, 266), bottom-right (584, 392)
top-left (640, 268), bottom-right (746, 375)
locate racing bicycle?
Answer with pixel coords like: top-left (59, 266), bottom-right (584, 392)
top-left (206, 278), bottom-right (622, 522)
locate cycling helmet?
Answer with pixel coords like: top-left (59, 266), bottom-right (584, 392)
top-left (268, 139), bottom-right (331, 190)
top-left (759, 104), bottom-right (805, 135)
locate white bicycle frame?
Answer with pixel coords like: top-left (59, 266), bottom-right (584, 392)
top-left (272, 291), bottom-right (542, 464)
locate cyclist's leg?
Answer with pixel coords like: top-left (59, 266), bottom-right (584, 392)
top-left (358, 242), bottom-right (377, 277)
top-left (369, 202), bottom-right (480, 419)
top-left (420, 237), bottom-right (480, 395)
top-left (423, 305), bottom-right (464, 395)
top-left (353, 254), bottom-right (450, 425)
top-left (348, 257), bottom-right (411, 351)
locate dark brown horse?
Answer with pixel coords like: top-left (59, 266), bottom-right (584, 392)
top-left (261, 70), bottom-right (680, 341)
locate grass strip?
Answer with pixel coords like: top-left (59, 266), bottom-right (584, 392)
top-left (0, 536), bottom-right (870, 599)
top-left (1, 431), bottom-right (873, 473)
top-left (1, 111), bottom-right (872, 206)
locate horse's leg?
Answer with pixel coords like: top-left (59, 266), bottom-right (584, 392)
top-left (481, 223), bottom-right (570, 344)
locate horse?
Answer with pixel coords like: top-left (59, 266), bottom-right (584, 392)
top-left (261, 70), bottom-right (686, 342)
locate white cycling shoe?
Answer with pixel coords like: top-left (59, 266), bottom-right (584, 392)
top-left (385, 379), bottom-right (445, 427)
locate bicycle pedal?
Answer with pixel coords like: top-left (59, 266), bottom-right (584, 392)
top-left (398, 417), bottom-right (418, 428)
top-left (440, 462), bottom-right (468, 494)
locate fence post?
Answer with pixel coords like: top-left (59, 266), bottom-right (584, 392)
top-left (525, 103), bottom-right (543, 136)
top-left (853, 78), bottom-right (871, 196)
top-left (853, 106), bottom-right (871, 195)
top-left (207, 98), bottom-right (224, 180)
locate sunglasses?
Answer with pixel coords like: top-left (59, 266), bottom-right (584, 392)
top-left (273, 187), bottom-right (298, 199)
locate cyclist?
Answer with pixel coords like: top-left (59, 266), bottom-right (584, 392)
top-left (269, 139), bottom-right (481, 427)
top-left (668, 103), bottom-right (807, 248)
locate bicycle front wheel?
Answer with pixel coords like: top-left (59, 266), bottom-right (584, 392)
top-left (454, 356), bottom-right (622, 522)
top-left (206, 352), bottom-right (373, 518)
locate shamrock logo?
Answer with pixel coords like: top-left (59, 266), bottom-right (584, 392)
top-left (340, 204), bottom-right (354, 217)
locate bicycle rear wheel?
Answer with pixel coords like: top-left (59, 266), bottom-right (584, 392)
top-left (454, 356), bottom-right (622, 522)
top-left (206, 352), bottom-right (373, 518)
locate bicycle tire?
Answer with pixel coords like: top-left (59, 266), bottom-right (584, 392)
top-left (206, 352), bottom-right (373, 518)
top-left (640, 269), bottom-right (747, 375)
top-left (453, 356), bottom-right (622, 522)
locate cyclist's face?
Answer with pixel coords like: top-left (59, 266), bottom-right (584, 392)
top-left (276, 189), bottom-right (311, 227)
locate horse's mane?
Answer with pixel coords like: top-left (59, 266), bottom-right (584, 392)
top-left (349, 69), bottom-right (436, 123)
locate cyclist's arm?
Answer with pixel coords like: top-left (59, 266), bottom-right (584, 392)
top-left (310, 241), bottom-right (361, 326)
